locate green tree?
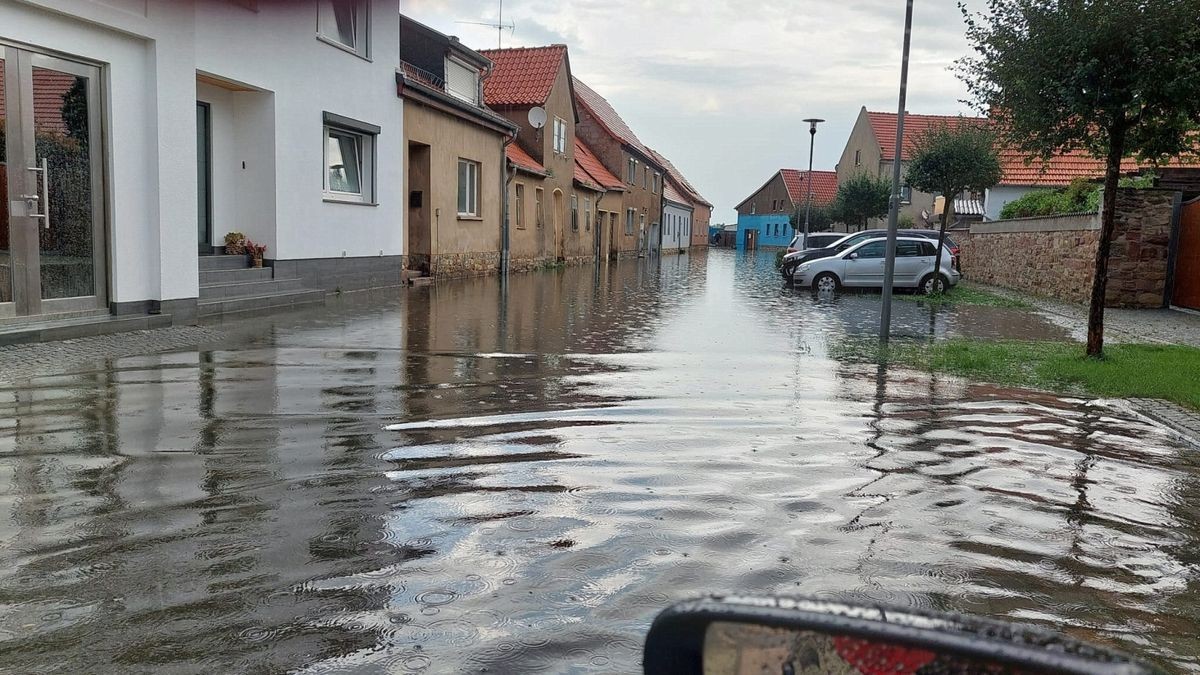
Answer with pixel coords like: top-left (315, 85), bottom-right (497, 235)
top-left (959, 0), bottom-right (1200, 357)
top-left (904, 120), bottom-right (1002, 290)
top-left (789, 204), bottom-right (838, 233)
top-left (833, 172), bottom-right (890, 231)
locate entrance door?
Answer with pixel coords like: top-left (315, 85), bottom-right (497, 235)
top-left (0, 46), bottom-right (106, 318)
top-left (196, 102), bottom-right (213, 254)
top-left (1173, 198), bottom-right (1200, 310)
top-left (553, 190), bottom-right (564, 261)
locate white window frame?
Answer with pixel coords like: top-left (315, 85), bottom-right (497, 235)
top-left (317, 0), bottom-right (370, 59)
top-left (653, 172), bottom-right (661, 194)
top-left (458, 158), bottom-right (481, 217)
top-left (553, 117), bottom-right (567, 155)
top-left (585, 197), bottom-right (592, 231)
top-left (627, 158), bottom-right (638, 185)
top-left (445, 56), bottom-right (480, 104)
top-left (625, 208), bottom-right (635, 235)
top-left (535, 188), bottom-right (545, 228)
top-left (323, 112), bottom-right (378, 205)
top-left (900, 184), bottom-right (913, 205)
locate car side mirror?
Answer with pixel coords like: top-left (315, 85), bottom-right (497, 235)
top-left (847, 252), bottom-right (859, 260)
top-left (643, 596), bottom-right (1160, 675)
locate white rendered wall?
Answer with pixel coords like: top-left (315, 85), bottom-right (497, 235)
top-left (663, 202), bottom-right (691, 251)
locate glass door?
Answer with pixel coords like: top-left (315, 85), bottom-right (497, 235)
top-left (197, 101), bottom-right (212, 254)
top-left (2, 45), bottom-right (106, 317)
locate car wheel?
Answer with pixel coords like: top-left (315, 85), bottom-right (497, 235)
top-left (813, 272), bottom-right (840, 293)
top-left (920, 273), bottom-right (948, 295)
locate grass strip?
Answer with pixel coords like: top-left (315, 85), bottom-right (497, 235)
top-left (832, 338), bottom-right (1200, 410)
top-left (895, 284), bottom-right (1033, 309)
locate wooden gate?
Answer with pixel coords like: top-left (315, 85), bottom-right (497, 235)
top-left (1174, 199), bottom-right (1200, 310)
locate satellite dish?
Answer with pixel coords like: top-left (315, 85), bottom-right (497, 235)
top-left (528, 106), bottom-right (547, 130)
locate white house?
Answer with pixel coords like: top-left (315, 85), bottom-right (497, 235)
top-left (661, 182), bottom-right (692, 254)
top-left (1, 0), bottom-right (405, 332)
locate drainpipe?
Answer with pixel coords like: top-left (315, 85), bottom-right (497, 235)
top-left (501, 132), bottom-right (516, 276)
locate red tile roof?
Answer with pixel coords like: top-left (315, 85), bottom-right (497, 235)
top-left (573, 77), bottom-right (653, 160)
top-left (866, 111), bottom-right (988, 161)
top-left (506, 143), bottom-right (546, 175)
top-left (998, 148), bottom-right (1142, 187)
top-left (780, 169), bottom-right (839, 207)
top-left (0, 69), bottom-right (77, 135)
top-left (663, 182), bottom-right (690, 206)
top-left (645, 146), bottom-right (712, 208)
top-left (478, 45), bottom-right (567, 107)
top-left (574, 138), bottom-right (624, 191)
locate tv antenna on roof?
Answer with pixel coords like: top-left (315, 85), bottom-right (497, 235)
top-left (455, 0), bottom-right (515, 49)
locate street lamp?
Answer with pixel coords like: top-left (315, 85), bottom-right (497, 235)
top-left (801, 118), bottom-right (825, 243)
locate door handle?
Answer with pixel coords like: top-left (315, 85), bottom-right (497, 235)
top-left (27, 158), bottom-right (50, 229)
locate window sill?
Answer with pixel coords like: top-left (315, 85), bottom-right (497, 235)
top-left (324, 196), bottom-right (378, 206)
top-left (316, 34), bottom-right (371, 62)
top-left (458, 215), bottom-right (483, 221)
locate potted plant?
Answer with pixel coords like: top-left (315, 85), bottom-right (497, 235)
top-left (224, 231), bottom-right (246, 255)
top-left (244, 240), bottom-right (267, 268)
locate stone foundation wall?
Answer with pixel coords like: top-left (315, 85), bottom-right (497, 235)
top-left (430, 251), bottom-right (501, 278)
top-left (960, 188), bottom-right (1179, 308)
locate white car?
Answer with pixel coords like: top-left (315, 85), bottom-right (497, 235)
top-left (792, 236), bottom-right (961, 294)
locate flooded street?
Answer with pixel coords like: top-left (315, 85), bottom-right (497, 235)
top-left (1, 250), bottom-right (1197, 673)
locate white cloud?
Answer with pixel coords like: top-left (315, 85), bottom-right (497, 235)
top-left (402, 0), bottom-right (976, 223)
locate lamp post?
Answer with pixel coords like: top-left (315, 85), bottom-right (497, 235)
top-left (801, 118), bottom-right (824, 243)
top-left (879, 0), bottom-right (914, 346)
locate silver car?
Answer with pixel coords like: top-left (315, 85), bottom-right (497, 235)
top-left (792, 236), bottom-right (961, 294)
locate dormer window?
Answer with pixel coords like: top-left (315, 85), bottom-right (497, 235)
top-left (445, 57), bottom-right (479, 104)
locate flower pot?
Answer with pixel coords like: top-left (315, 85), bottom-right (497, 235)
top-left (251, 255), bottom-right (263, 268)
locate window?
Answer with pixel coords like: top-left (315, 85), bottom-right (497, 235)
top-left (900, 185), bottom-right (913, 205)
top-left (897, 241), bottom-right (923, 257)
top-left (457, 158), bottom-right (480, 217)
top-left (585, 197), bottom-right (592, 231)
top-left (643, 166), bottom-right (649, 189)
top-left (323, 112), bottom-right (378, 203)
top-left (625, 208), bottom-right (635, 235)
top-left (627, 158), bottom-right (637, 184)
top-left (750, 202), bottom-right (756, 214)
top-left (640, 214), bottom-right (645, 232)
top-left (610, 212), bottom-right (618, 237)
top-left (535, 188), bottom-right (545, 228)
top-left (920, 241), bottom-right (939, 257)
top-left (446, 57), bottom-right (479, 104)
top-left (515, 183), bottom-right (526, 229)
top-left (854, 149), bottom-right (861, 166)
top-left (317, 0), bottom-right (368, 57)
top-left (853, 241), bottom-right (887, 259)
top-left (571, 194), bottom-right (579, 231)
top-left (553, 117), bottom-right (567, 154)
top-left (653, 172), bottom-right (661, 194)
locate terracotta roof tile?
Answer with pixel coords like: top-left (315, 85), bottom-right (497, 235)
top-left (478, 45), bottom-right (566, 107)
top-left (866, 111), bottom-right (988, 161)
top-left (780, 169), bottom-right (838, 207)
top-left (999, 149), bottom-right (1142, 187)
top-left (574, 138), bottom-right (624, 191)
top-left (644, 146), bottom-right (711, 208)
top-left (663, 182), bottom-right (690, 206)
top-left (507, 143), bottom-right (546, 175)
top-left (573, 77), bottom-right (653, 160)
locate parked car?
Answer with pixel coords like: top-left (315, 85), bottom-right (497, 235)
top-left (780, 228), bottom-right (960, 281)
top-left (785, 232), bottom-right (844, 255)
top-left (792, 236), bottom-right (960, 294)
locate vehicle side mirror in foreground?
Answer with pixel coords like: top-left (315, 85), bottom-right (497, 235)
top-left (847, 253), bottom-right (859, 260)
top-left (643, 596), bottom-right (1162, 675)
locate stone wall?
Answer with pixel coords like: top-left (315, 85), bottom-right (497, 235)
top-left (960, 188), bottom-right (1180, 308)
top-left (430, 251), bottom-right (501, 278)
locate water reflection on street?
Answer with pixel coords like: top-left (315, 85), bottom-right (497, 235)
top-left (0, 249), bottom-right (1196, 673)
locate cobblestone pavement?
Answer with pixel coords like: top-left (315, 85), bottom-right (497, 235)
top-left (0, 326), bottom-right (223, 384)
top-left (967, 281), bottom-right (1200, 347)
top-left (1129, 398), bottom-right (1200, 448)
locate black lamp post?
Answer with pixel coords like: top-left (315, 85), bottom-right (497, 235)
top-left (801, 118), bottom-right (824, 242)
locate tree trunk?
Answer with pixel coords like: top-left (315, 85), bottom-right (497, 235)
top-left (932, 195), bottom-right (954, 291)
top-left (1087, 122), bottom-right (1127, 358)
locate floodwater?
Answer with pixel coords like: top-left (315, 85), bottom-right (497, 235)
top-left (1, 249), bottom-right (1197, 674)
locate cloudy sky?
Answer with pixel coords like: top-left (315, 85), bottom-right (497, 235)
top-left (401, 0), bottom-right (980, 223)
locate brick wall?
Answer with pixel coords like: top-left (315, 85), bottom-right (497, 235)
top-left (960, 188), bottom-right (1179, 308)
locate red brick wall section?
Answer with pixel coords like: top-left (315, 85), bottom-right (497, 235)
top-left (960, 188), bottom-right (1178, 308)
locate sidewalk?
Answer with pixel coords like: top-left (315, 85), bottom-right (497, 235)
top-left (966, 281), bottom-right (1200, 348)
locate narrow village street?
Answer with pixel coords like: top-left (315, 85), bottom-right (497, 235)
top-left (1, 251), bottom-right (1197, 673)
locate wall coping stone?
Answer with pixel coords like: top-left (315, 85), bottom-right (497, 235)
top-left (973, 212), bottom-right (1099, 234)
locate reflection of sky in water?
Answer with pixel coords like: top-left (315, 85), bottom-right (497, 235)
top-left (0, 250), bottom-right (1192, 674)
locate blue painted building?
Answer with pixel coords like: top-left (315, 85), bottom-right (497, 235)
top-left (734, 169), bottom-right (840, 250)
top-left (735, 214), bottom-right (794, 250)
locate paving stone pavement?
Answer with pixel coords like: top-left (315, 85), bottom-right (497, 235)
top-left (0, 326), bottom-right (223, 384)
top-left (1129, 398), bottom-right (1200, 449)
top-left (965, 281), bottom-right (1200, 347)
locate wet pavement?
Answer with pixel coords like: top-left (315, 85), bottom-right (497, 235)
top-left (1, 249), bottom-right (1197, 674)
